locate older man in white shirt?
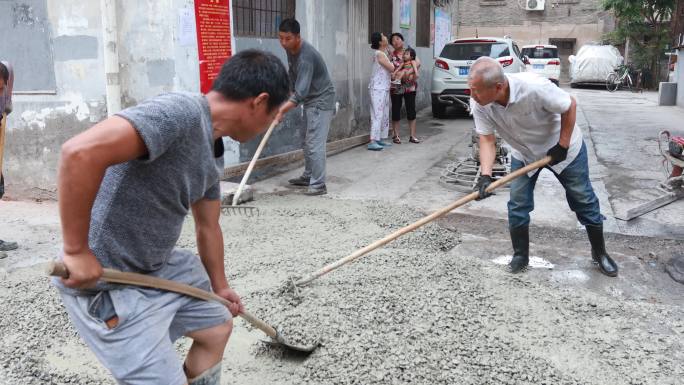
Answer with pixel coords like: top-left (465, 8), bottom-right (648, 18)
top-left (469, 56), bottom-right (617, 277)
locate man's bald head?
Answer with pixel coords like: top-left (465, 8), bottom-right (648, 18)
top-left (467, 57), bottom-right (509, 106)
top-left (468, 57), bottom-right (505, 88)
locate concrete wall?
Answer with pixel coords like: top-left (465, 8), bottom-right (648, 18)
top-left (1, 0), bottom-right (446, 196)
top-left (454, 0), bottom-right (614, 48)
top-left (4, 1), bottom-right (107, 197)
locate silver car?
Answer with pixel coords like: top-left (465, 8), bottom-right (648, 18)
top-left (431, 37), bottom-right (526, 118)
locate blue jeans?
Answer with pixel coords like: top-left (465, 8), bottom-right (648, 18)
top-left (508, 142), bottom-right (605, 229)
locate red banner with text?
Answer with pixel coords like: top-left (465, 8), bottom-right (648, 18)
top-left (194, 0), bottom-right (232, 94)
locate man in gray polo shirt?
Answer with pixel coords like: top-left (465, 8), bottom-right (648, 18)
top-left (469, 57), bottom-right (618, 277)
top-left (276, 18), bottom-right (336, 196)
top-left (55, 50), bottom-right (289, 385)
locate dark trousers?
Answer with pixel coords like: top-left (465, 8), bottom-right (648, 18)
top-left (391, 92), bottom-right (417, 122)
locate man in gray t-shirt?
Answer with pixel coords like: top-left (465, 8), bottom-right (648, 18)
top-left (55, 50), bottom-right (289, 385)
top-left (0, 60), bottom-right (18, 257)
top-left (276, 18), bottom-right (336, 196)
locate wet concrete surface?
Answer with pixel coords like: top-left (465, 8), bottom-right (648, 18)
top-left (575, 88), bottom-right (684, 239)
top-left (1, 91), bottom-right (683, 384)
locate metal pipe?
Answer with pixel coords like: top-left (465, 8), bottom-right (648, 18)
top-left (101, 0), bottom-right (122, 115)
top-left (437, 95), bottom-right (470, 111)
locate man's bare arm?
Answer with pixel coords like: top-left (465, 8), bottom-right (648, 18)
top-left (191, 198), bottom-right (243, 316)
top-left (558, 96), bottom-right (577, 148)
top-left (58, 116), bottom-right (147, 288)
top-left (191, 199), bottom-right (227, 290)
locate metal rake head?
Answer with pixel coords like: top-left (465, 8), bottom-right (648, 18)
top-left (220, 204), bottom-right (260, 217)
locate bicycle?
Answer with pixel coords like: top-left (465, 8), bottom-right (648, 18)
top-left (606, 64), bottom-right (638, 92)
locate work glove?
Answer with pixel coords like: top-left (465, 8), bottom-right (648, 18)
top-left (474, 175), bottom-right (494, 200)
top-left (546, 143), bottom-right (568, 166)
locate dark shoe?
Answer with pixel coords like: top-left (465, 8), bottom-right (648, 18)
top-left (288, 176), bottom-right (310, 186)
top-left (409, 136), bottom-right (421, 144)
top-left (393, 136), bottom-right (401, 144)
top-left (0, 240), bottom-right (18, 252)
top-left (585, 224), bottom-right (618, 277)
top-left (305, 185), bottom-right (327, 196)
top-left (509, 226), bottom-right (529, 273)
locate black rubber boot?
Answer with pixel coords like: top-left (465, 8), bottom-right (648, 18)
top-left (509, 226), bottom-right (529, 273)
top-left (585, 224), bottom-right (618, 277)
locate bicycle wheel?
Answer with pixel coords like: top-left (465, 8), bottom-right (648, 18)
top-left (625, 74), bottom-right (633, 92)
top-left (606, 72), bottom-right (619, 92)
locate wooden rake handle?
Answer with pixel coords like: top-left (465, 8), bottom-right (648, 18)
top-left (294, 156), bottom-right (552, 287)
top-left (48, 262), bottom-right (277, 339)
top-left (232, 120), bottom-right (278, 206)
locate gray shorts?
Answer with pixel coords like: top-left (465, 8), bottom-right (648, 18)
top-left (58, 249), bottom-right (231, 385)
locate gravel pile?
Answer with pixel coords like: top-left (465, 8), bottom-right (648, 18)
top-left (1, 194), bottom-right (682, 384)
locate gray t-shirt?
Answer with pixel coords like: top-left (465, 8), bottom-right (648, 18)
top-left (287, 41), bottom-right (336, 110)
top-left (56, 92), bottom-right (223, 294)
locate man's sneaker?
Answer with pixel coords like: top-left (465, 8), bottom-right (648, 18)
top-left (288, 176), bottom-right (310, 186)
top-left (367, 141), bottom-right (384, 151)
top-left (0, 240), bottom-right (18, 252)
top-left (305, 185), bottom-right (327, 196)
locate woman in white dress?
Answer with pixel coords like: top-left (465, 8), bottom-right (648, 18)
top-left (368, 32), bottom-right (394, 151)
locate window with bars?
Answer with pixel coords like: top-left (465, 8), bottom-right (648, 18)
top-left (416, 0), bottom-right (431, 47)
top-left (368, 0), bottom-right (393, 43)
top-left (232, 0), bottom-right (296, 38)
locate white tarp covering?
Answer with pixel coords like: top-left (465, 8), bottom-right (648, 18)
top-left (569, 44), bottom-right (624, 84)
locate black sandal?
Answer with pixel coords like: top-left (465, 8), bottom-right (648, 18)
top-left (393, 136), bottom-right (401, 144)
top-left (409, 136), bottom-right (421, 144)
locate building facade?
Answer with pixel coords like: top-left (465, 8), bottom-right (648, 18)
top-left (452, 0), bottom-right (615, 81)
top-left (0, 0), bottom-right (451, 196)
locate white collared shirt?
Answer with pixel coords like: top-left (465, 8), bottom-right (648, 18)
top-left (472, 72), bottom-right (583, 175)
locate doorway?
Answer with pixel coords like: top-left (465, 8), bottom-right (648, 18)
top-left (549, 38), bottom-right (576, 83)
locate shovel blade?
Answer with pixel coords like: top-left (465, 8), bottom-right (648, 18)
top-left (261, 331), bottom-right (319, 356)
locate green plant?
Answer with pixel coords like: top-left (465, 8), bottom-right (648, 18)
top-left (603, 0), bottom-right (675, 88)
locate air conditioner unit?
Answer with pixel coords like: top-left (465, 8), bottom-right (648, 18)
top-left (525, 0), bottom-right (545, 11)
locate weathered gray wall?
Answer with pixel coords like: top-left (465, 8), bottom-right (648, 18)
top-left (454, 0), bottom-right (614, 48)
top-left (3, 1), bottom-right (107, 197)
top-left (0, 0), bottom-right (57, 91)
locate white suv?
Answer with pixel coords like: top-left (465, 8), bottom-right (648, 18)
top-left (521, 45), bottom-right (561, 86)
top-left (431, 37), bottom-right (526, 118)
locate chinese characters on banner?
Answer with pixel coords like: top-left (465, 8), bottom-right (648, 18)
top-left (194, 0), bottom-right (232, 94)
